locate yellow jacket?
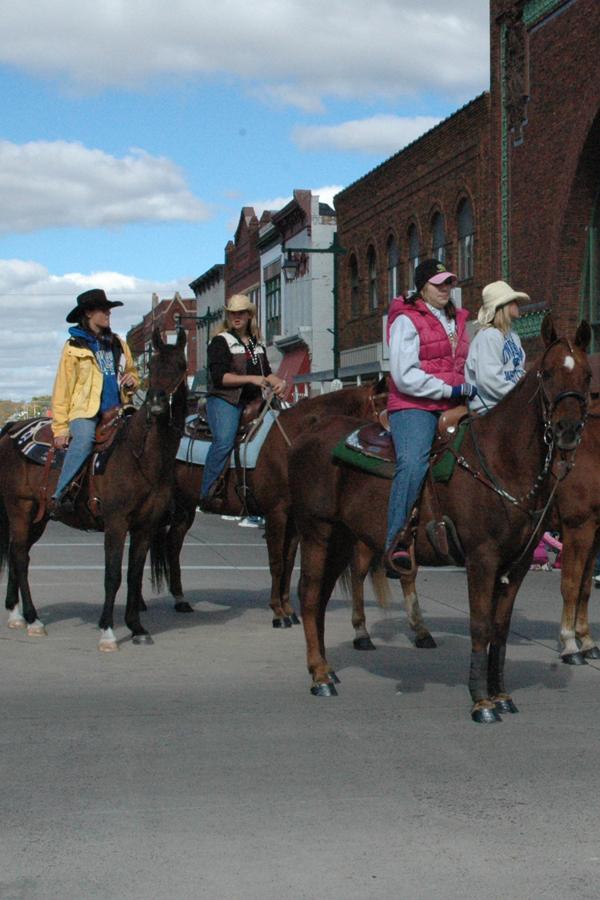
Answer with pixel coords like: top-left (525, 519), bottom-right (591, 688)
top-left (51, 334), bottom-right (140, 437)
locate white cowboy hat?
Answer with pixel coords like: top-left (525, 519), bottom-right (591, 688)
top-left (224, 293), bottom-right (256, 314)
top-left (478, 280), bottom-right (530, 326)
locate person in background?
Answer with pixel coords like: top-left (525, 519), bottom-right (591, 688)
top-left (199, 294), bottom-right (286, 512)
top-left (465, 280), bottom-right (528, 415)
top-left (385, 259), bottom-right (475, 574)
top-left (50, 289), bottom-right (139, 513)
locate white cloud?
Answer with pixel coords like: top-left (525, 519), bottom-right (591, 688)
top-left (0, 1), bottom-right (489, 108)
top-left (293, 115), bottom-right (442, 155)
top-left (0, 260), bottom-right (192, 400)
top-left (0, 140), bottom-right (210, 234)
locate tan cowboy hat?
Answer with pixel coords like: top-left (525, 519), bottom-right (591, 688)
top-left (224, 294), bottom-right (256, 315)
top-left (478, 280), bottom-right (530, 326)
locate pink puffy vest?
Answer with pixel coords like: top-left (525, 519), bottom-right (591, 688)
top-left (387, 297), bottom-right (470, 413)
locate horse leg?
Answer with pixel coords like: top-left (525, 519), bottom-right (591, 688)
top-left (466, 561), bottom-right (501, 724)
top-left (349, 542), bottom-right (375, 650)
top-left (574, 530), bottom-right (600, 659)
top-left (125, 529), bottom-right (154, 645)
top-left (6, 560), bottom-right (25, 628)
top-left (97, 526), bottom-right (127, 652)
top-left (166, 506), bottom-right (196, 613)
top-left (6, 513), bottom-right (46, 636)
top-left (264, 510), bottom-right (299, 628)
top-left (398, 571), bottom-right (437, 649)
top-left (559, 523), bottom-right (598, 663)
top-left (299, 523), bottom-right (353, 695)
top-left (487, 560), bottom-right (530, 715)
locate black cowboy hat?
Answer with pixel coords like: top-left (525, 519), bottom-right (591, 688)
top-left (66, 289), bottom-right (124, 323)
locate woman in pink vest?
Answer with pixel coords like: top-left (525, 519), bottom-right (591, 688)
top-left (385, 258), bottom-right (475, 574)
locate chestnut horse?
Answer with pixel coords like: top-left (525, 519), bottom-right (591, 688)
top-left (554, 404), bottom-right (600, 664)
top-left (162, 380), bottom-right (435, 647)
top-left (288, 316), bottom-right (591, 723)
top-left (0, 328), bottom-right (187, 650)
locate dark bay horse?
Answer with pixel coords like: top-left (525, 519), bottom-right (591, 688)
top-left (0, 328), bottom-right (187, 650)
top-left (163, 380), bottom-right (435, 647)
top-left (288, 316), bottom-right (591, 722)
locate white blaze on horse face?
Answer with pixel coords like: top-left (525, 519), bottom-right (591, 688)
top-left (563, 355), bottom-right (575, 371)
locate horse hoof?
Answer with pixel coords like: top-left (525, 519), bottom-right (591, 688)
top-left (415, 634), bottom-right (437, 649)
top-left (272, 618), bottom-right (292, 629)
top-left (290, 612), bottom-right (301, 625)
top-left (310, 681), bottom-right (338, 697)
top-left (583, 646), bottom-right (600, 660)
top-left (174, 601), bottom-right (194, 613)
top-left (132, 634), bottom-right (154, 646)
top-left (99, 640), bottom-right (119, 652)
top-left (329, 671), bottom-right (341, 684)
top-left (7, 616), bottom-right (26, 630)
top-left (494, 697), bottom-right (519, 714)
top-left (471, 706), bottom-right (502, 724)
top-left (353, 636), bottom-right (376, 651)
top-left (26, 621), bottom-right (47, 637)
top-left (561, 651), bottom-right (587, 665)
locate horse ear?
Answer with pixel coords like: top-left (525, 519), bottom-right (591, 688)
top-left (373, 375), bottom-right (387, 395)
top-left (152, 327), bottom-right (164, 351)
top-left (176, 327), bottom-right (187, 349)
top-left (541, 313), bottom-right (558, 347)
top-left (575, 320), bottom-right (591, 352)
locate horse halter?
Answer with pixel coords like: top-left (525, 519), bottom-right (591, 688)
top-left (535, 338), bottom-right (589, 449)
top-left (143, 370), bottom-right (187, 427)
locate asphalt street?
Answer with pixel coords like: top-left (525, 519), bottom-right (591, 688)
top-left (2, 512), bottom-right (600, 900)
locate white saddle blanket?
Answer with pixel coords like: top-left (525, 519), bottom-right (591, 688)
top-left (176, 409), bottom-right (279, 469)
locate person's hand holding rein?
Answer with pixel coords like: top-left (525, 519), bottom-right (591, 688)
top-left (53, 434), bottom-right (69, 449)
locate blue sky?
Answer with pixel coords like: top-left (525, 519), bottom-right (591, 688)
top-left (0, 0), bottom-right (489, 399)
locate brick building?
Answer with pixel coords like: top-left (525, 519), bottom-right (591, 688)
top-left (126, 293), bottom-right (198, 383)
top-left (335, 0), bottom-right (600, 382)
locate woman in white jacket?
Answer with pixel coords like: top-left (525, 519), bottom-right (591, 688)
top-left (465, 280), bottom-right (529, 414)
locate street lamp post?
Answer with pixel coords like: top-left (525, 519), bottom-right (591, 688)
top-left (282, 232), bottom-right (346, 379)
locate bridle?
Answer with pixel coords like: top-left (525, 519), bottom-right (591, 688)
top-left (453, 338), bottom-right (589, 514)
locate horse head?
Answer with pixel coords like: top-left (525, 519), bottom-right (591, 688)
top-left (146, 327), bottom-right (188, 417)
top-left (538, 314), bottom-right (591, 451)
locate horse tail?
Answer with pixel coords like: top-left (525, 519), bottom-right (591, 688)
top-left (0, 495), bottom-right (9, 576)
top-left (337, 556), bottom-right (391, 609)
top-left (369, 559), bottom-right (391, 609)
top-left (149, 524), bottom-right (169, 593)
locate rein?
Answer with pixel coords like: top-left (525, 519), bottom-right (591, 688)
top-left (449, 339), bottom-right (588, 574)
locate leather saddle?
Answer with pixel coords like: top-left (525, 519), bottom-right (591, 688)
top-left (346, 404), bottom-right (469, 467)
top-left (8, 406), bottom-right (131, 467)
top-left (184, 396), bottom-right (266, 444)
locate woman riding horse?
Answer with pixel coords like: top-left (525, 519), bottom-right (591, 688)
top-left (50, 288), bottom-right (139, 515)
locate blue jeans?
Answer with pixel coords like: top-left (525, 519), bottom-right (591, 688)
top-left (53, 417), bottom-right (98, 500)
top-left (200, 397), bottom-right (243, 498)
top-left (386, 409), bottom-right (439, 548)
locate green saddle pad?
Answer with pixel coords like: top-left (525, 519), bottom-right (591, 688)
top-left (331, 420), bottom-right (469, 483)
top-left (331, 437), bottom-right (395, 479)
top-left (430, 421), bottom-right (469, 483)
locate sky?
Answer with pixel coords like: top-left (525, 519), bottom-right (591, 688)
top-left (0, 0), bottom-right (489, 400)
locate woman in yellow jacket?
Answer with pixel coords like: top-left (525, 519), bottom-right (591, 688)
top-left (50, 289), bottom-right (139, 512)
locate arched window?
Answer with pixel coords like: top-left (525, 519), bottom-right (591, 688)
top-left (407, 224), bottom-right (420, 291)
top-left (431, 212), bottom-right (446, 263)
top-left (349, 254), bottom-right (360, 317)
top-left (367, 246), bottom-right (378, 310)
top-left (387, 235), bottom-right (399, 301)
top-left (457, 198), bottom-right (474, 281)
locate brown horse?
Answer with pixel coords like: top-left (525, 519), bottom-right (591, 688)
top-left (0, 328), bottom-right (187, 650)
top-left (554, 405), bottom-right (600, 664)
top-left (162, 380), bottom-right (435, 648)
top-left (288, 316), bottom-right (591, 722)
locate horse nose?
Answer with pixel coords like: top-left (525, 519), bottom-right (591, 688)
top-left (146, 388), bottom-right (168, 414)
top-left (556, 418), bottom-right (583, 449)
